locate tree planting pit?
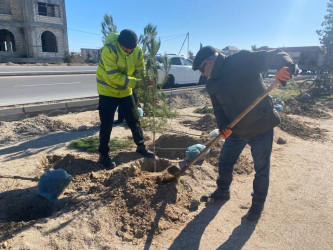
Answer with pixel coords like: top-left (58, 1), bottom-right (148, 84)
top-left (155, 134), bottom-right (201, 159)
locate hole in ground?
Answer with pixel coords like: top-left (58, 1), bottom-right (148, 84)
top-left (155, 134), bottom-right (201, 159)
top-left (136, 158), bottom-right (171, 173)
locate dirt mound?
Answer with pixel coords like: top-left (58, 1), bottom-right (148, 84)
top-left (183, 114), bottom-right (217, 133)
top-left (167, 89), bottom-right (211, 109)
top-left (43, 154), bottom-right (193, 242)
top-left (284, 99), bottom-right (331, 119)
top-left (278, 114), bottom-right (326, 140)
top-left (0, 115), bottom-right (74, 144)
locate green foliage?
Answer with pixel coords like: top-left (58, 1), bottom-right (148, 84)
top-left (194, 106), bottom-right (214, 114)
top-left (317, 0), bottom-right (333, 74)
top-left (137, 24), bottom-right (177, 133)
top-left (251, 45), bottom-right (258, 51)
top-left (188, 50), bottom-right (194, 60)
top-left (271, 79), bottom-right (301, 101)
top-left (70, 137), bottom-right (132, 153)
top-left (101, 13), bottom-right (117, 43)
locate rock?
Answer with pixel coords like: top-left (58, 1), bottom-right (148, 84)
top-left (122, 232), bottom-right (133, 242)
top-left (134, 229), bottom-right (144, 238)
top-left (77, 125), bottom-right (88, 131)
top-left (189, 199), bottom-right (200, 211)
top-left (277, 138), bottom-right (287, 144)
top-left (71, 194), bottom-right (87, 204)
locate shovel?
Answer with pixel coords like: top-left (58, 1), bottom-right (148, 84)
top-left (167, 81), bottom-right (281, 177)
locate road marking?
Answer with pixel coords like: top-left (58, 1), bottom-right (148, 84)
top-left (13, 82), bottom-right (81, 87)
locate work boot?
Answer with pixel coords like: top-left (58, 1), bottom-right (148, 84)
top-left (246, 203), bottom-right (264, 221)
top-left (99, 154), bottom-right (116, 169)
top-left (200, 189), bottom-right (230, 202)
top-left (136, 145), bottom-right (154, 158)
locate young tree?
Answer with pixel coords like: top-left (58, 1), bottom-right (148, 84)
top-left (101, 13), bottom-right (117, 43)
top-left (188, 50), bottom-right (194, 60)
top-left (317, 0), bottom-right (333, 73)
top-left (137, 24), bottom-right (176, 171)
top-left (251, 44), bottom-right (258, 51)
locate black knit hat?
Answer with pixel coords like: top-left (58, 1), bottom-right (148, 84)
top-left (193, 46), bottom-right (217, 70)
top-left (118, 29), bottom-right (138, 49)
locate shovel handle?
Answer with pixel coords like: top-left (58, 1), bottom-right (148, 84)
top-left (178, 81), bottom-right (280, 176)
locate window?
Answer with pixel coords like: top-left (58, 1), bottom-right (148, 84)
top-left (0, 29), bottom-right (16, 52)
top-left (38, 2), bottom-right (59, 17)
top-left (170, 57), bottom-right (182, 65)
top-left (41, 31), bottom-right (57, 52)
top-left (0, 0), bottom-right (11, 14)
top-left (182, 59), bottom-right (193, 66)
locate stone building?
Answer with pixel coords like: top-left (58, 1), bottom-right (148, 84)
top-left (81, 48), bottom-right (101, 63)
top-left (0, 0), bottom-right (68, 63)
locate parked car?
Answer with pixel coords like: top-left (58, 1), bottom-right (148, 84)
top-left (155, 54), bottom-right (201, 88)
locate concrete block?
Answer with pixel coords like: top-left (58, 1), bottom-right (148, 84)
top-left (66, 99), bottom-right (98, 109)
top-left (0, 107), bottom-right (25, 122)
top-left (24, 103), bottom-right (67, 114)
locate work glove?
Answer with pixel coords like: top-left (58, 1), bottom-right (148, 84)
top-left (275, 66), bottom-right (291, 87)
top-left (219, 127), bottom-right (232, 139)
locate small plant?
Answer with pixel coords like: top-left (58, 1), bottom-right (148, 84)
top-left (194, 106), bottom-right (214, 114)
top-left (70, 137), bottom-right (132, 153)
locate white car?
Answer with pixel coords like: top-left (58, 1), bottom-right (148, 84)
top-left (155, 54), bottom-right (201, 88)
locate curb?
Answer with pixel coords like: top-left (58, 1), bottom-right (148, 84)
top-left (0, 98), bottom-right (99, 122)
top-left (0, 86), bottom-right (205, 122)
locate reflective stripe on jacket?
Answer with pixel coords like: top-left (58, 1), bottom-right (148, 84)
top-left (96, 33), bottom-right (145, 98)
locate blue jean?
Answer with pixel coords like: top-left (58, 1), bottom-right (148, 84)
top-left (217, 129), bottom-right (274, 205)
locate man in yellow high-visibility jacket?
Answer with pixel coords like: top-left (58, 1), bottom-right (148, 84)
top-left (96, 29), bottom-right (154, 168)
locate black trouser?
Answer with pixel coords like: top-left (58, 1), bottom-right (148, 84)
top-left (116, 91), bottom-right (139, 122)
top-left (98, 94), bottom-right (144, 154)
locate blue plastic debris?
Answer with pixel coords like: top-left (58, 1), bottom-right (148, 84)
top-left (274, 104), bottom-right (283, 112)
top-left (38, 169), bottom-right (72, 202)
top-left (275, 99), bottom-right (285, 106)
top-left (186, 144), bottom-right (210, 161)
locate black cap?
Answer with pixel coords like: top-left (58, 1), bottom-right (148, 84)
top-left (193, 46), bottom-right (217, 70)
top-left (118, 29), bottom-right (138, 49)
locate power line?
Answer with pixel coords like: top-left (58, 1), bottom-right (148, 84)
top-left (67, 27), bottom-right (101, 35)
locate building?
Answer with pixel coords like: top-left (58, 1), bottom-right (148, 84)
top-left (0, 0), bottom-right (68, 63)
top-left (81, 48), bottom-right (101, 63)
top-left (221, 46), bottom-right (239, 56)
top-left (258, 46), bottom-right (323, 72)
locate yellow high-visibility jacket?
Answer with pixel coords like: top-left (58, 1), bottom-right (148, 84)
top-left (96, 33), bottom-right (145, 97)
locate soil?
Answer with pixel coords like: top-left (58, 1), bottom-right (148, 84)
top-left (0, 88), bottom-right (332, 249)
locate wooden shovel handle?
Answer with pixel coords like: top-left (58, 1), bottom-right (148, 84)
top-left (178, 81), bottom-right (280, 176)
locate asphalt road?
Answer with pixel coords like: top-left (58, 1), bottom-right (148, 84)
top-left (0, 74), bottom-right (97, 106)
top-left (0, 65), bottom-right (97, 74)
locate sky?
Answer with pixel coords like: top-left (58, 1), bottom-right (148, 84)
top-left (65, 0), bottom-right (328, 56)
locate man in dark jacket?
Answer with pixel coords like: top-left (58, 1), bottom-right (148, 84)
top-left (193, 46), bottom-right (294, 221)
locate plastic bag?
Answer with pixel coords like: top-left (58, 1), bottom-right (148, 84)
top-left (209, 129), bottom-right (225, 141)
top-left (274, 104), bottom-right (283, 112)
top-left (38, 169), bottom-right (72, 202)
top-left (186, 144), bottom-right (210, 161)
top-left (137, 107), bottom-right (144, 117)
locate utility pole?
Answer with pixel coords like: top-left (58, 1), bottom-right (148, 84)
top-left (178, 32), bottom-right (189, 56)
